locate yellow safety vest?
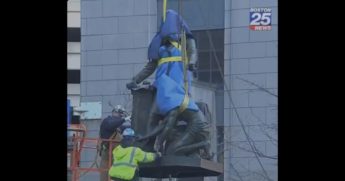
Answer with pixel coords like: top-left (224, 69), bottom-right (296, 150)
top-left (108, 145), bottom-right (156, 180)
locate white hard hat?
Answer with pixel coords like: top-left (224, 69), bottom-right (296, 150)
top-left (112, 105), bottom-right (125, 113)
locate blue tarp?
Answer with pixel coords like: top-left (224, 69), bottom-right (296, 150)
top-left (147, 9), bottom-right (199, 115)
top-left (154, 44), bottom-right (199, 115)
top-left (148, 9), bottom-right (193, 60)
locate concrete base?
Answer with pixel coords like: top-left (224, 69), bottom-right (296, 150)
top-left (139, 156), bottom-right (223, 178)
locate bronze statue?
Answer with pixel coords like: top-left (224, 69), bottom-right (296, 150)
top-left (127, 10), bottom-right (212, 160)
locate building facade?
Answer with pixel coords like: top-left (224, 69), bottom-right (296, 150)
top-left (80, 0), bottom-right (277, 181)
top-left (68, 0), bottom-right (81, 108)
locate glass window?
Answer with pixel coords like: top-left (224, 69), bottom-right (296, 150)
top-left (193, 30), bottom-right (224, 85)
top-left (157, 0), bottom-right (224, 30)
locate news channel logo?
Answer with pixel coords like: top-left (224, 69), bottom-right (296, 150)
top-left (249, 8), bottom-right (272, 31)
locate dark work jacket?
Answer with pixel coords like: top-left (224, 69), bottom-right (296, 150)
top-left (100, 116), bottom-right (125, 142)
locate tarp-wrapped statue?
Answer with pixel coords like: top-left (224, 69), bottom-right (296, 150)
top-left (127, 9), bottom-right (212, 160)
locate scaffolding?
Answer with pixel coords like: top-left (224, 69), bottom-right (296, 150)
top-left (68, 124), bottom-right (120, 181)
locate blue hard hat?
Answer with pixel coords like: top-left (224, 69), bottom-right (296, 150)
top-left (122, 128), bottom-right (135, 137)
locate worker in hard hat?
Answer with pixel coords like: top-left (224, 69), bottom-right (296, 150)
top-left (99, 105), bottom-right (131, 181)
top-left (109, 128), bottom-right (161, 181)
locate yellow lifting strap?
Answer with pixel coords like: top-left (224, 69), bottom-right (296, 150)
top-left (156, 35), bottom-right (190, 113)
top-left (178, 30), bottom-right (190, 113)
top-left (163, 0), bottom-right (167, 22)
top-left (161, 0), bottom-right (189, 113)
top-left (158, 56), bottom-right (182, 66)
top-left (157, 40), bottom-right (182, 66)
top-left (170, 41), bottom-right (181, 51)
top-left (159, 0), bottom-right (190, 112)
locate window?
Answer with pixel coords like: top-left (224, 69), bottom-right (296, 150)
top-left (157, 0), bottom-right (224, 85)
top-left (67, 69), bottom-right (80, 84)
top-left (192, 29), bottom-right (224, 84)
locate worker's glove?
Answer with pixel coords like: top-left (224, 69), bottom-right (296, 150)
top-left (125, 116), bottom-right (132, 122)
top-left (126, 81), bottom-right (138, 90)
top-left (124, 115), bottom-right (131, 122)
